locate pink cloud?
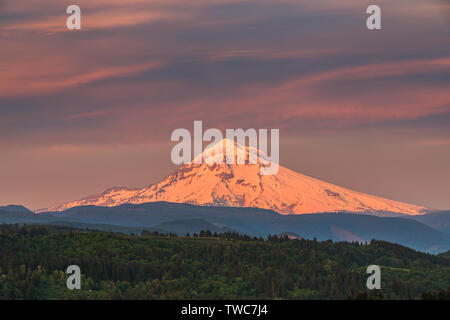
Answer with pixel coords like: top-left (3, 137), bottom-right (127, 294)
top-left (0, 61), bottom-right (164, 97)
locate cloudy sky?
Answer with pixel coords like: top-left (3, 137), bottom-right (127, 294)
top-left (0, 0), bottom-right (449, 210)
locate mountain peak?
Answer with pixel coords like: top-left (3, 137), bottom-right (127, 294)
top-left (192, 138), bottom-right (272, 167)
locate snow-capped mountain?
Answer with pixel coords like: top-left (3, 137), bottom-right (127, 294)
top-left (45, 139), bottom-right (429, 215)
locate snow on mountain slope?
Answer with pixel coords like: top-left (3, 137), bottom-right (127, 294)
top-left (45, 139), bottom-right (429, 215)
top-left (45, 187), bottom-right (139, 213)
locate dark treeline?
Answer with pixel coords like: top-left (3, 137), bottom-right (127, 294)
top-left (421, 286), bottom-right (450, 300)
top-left (0, 224), bottom-right (449, 300)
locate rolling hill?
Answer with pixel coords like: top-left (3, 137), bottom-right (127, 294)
top-left (3, 202), bottom-right (450, 253)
